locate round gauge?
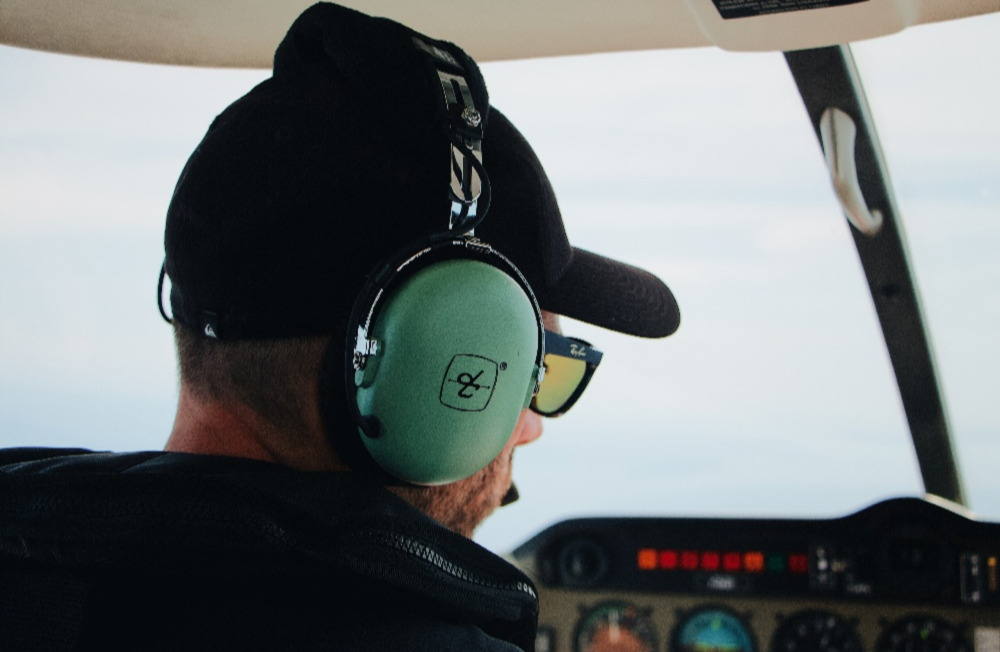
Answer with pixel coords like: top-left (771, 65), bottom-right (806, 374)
top-left (574, 601), bottom-right (659, 652)
top-left (771, 611), bottom-right (863, 652)
top-left (875, 615), bottom-right (970, 652)
top-left (672, 607), bottom-right (756, 652)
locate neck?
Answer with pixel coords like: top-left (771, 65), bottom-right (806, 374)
top-left (165, 384), bottom-right (348, 472)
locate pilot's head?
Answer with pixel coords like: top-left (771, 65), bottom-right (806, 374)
top-left (161, 3), bottom-right (679, 536)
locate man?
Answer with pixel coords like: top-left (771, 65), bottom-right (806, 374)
top-left (0, 4), bottom-right (678, 650)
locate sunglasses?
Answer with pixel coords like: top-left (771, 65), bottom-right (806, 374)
top-left (530, 330), bottom-right (603, 417)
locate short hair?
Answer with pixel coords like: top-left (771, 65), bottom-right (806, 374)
top-left (173, 324), bottom-right (329, 436)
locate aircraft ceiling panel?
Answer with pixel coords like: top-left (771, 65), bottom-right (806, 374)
top-left (0, 0), bottom-right (997, 68)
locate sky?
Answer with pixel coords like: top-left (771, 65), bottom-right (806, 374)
top-left (0, 13), bottom-right (997, 553)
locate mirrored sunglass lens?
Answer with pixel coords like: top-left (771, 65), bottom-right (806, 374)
top-left (533, 354), bottom-right (587, 414)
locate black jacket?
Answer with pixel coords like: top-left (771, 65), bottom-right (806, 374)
top-left (0, 448), bottom-right (538, 651)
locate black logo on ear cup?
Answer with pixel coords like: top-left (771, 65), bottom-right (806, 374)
top-left (440, 355), bottom-right (499, 412)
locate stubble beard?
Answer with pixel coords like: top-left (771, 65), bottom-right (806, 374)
top-left (390, 448), bottom-right (515, 538)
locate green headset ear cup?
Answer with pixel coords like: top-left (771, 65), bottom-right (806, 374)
top-left (355, 258), bottom-right (540, 485)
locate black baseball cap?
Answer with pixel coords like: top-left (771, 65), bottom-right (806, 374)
top-left (163, 2), bottom-right (679, 341)
top-left (479, 111), bottom-right (678, 338)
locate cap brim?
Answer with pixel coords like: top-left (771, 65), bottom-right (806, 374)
top-left (533, 248), bottom-right (680, 338)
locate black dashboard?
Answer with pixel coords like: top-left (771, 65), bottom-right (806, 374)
top-left (511, 498), bottom-right (999, 652)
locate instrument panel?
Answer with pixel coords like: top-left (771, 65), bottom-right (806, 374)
top-left (511, 498), bottom-right (999, 652)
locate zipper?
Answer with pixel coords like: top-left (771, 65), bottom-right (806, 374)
top-left (355, 530), bottom-right (537, 600)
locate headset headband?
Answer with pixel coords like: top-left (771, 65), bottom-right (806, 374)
top-left (412, 36), bottom-right (490, 235)
top-left (343, 39), bottom-right (545, 445)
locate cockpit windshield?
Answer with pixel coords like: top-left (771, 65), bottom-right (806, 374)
top-left (0, 14), bottom-right (997, 556)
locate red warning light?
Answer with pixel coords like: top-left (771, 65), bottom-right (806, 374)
top-left (723, 552), bottom-right (742, 572)
top-left (660, 550), bottom-right (679, 570)
top-left (638, 549), bottom-right (658, 570)
top-left (681, 551), bottom-right (699, 570)
top-left (789, 554), bottom-right (808, 573)
top-left (701, 551), bottom-right (720, 571)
